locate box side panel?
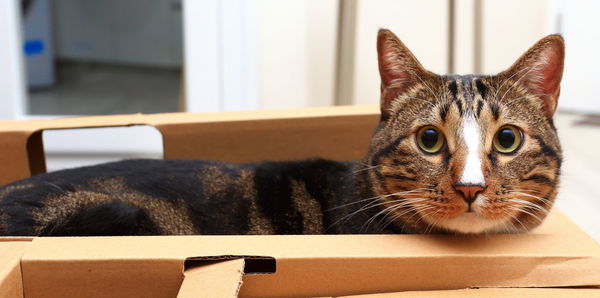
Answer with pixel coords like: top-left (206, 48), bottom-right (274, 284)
top-left (0, 259), bottom-right (23, 298)
top-left (158, 114), bottom-right (378, 162)
top-left (21, 259), bottom-right (184, 298)
top-left (239, 256), bottom-right (600, 297)
top-left (340, 288), bottom-right (600, 297)
top-left (0, 132), bottom-right (34, 186)
top-left (0, 242), bottom-right (30, 298)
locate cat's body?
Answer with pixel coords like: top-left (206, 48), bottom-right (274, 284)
top-left (0, 159), bottom-right (396, 236)
top-left (0, 30), bottom-right (565, 236)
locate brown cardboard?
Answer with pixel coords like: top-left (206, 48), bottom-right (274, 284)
top-left (0, 106), bottom-right (379, 186)
top-left (342, 288), bottom-right (600, 297)
top-left (8, 211), bottom-right (598, 297)
top-left (177, 259), bottom-right (245, 298)
top-left (0, 240), bottom-right (30, 298)
top-left (0, 106), bottom-right (599, 296)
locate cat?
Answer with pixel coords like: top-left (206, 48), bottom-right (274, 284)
top-left (0, 29), bottom-right (564, 236)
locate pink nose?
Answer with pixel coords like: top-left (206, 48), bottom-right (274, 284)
top-left (454, 184), bottom-right (484, 204)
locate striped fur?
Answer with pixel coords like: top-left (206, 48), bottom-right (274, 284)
top-left (0, 30), bottom-right (564, 235)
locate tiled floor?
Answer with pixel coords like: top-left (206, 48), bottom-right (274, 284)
top-left (28, 62), bottom-right (181, 115)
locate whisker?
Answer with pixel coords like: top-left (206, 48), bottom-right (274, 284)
top-left (507, 198), bottom-right (548, 214)
top-left (506, 188), bottom-right (544, 195)
top-left (506, 207), bottom-right (529, 230)
top-left (424, 208), bottom-right (445, 234)
top-left (325, 188), bottom-right (431, 211)
top-left (360, 198), bottom-right (429, 232)
top-left (509, 205), bottom-right (543, 223)
top-left (352, 164), bottom-right (380, 174)
top-left (377, 203), bottom-right (434, 233)
top-left (508, 191), bottom-right (553, 207)
top-left (325, 196), bottom-right (429, 232)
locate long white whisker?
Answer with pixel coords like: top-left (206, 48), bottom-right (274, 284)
top-left (509, 205), bottom-right (543, 223)
top-left (508, 198), bottom-right (548, 214)
top-left (326, 188), bottom-right (431, 211)
top-left (360, 198), bottom-right (429, 232)
top-left (509, 191), bottom-right (553, 207)
top-left (326, 195), bottom-right (429, 232)
top-left (377, 203), bottom-right (434, 233)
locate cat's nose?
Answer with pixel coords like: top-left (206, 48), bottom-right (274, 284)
top-left (454, 184), bottom-right (485, 204)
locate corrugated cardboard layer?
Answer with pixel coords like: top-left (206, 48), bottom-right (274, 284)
top-left (0, 241), bottom-right (30, 298)
top-left (18, 211), bottom-right (600, 297)
top-left (0, 106), bottom-right (379, 185)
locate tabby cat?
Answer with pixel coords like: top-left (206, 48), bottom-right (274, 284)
top-left (0, 30), bottom-right (564, 236)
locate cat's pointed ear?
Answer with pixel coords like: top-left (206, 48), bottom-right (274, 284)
top-left (377, 29), bottom-right (428, 118)
top-left (377, 29), bottom-right (427, 89)
top-left (502, 35), bottom-right (565, 118)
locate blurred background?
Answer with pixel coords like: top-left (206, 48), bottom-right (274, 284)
top-left (0, 0), bottom-right (598, 239)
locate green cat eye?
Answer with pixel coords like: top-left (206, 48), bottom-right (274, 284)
top-left (493, 125), bottom-right (522, 153)
top-left (417, 126), bottom-right (445, 154)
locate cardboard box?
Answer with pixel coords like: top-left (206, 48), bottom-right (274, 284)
top-left (0, 106), bottom-right (599, 296)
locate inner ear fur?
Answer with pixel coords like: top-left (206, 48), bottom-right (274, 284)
top-left (500, 35), bottom-right (565, 118)
top-left (377, 29), bottom-right (433, 119)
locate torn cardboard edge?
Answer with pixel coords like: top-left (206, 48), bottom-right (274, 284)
top-left (0, 105), bottom-right (380, 186)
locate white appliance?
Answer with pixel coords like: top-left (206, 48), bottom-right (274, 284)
top-left (23, 0), bottom-right (55, 88)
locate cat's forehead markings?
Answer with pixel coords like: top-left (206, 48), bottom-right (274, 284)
top-left (458, 115), bottom-right (485, 186)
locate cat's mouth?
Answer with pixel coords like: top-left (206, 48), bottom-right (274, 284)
top-left (417, 193), bottom-right (515, 234)
top-left (432, 211), bottom-right (509, 234)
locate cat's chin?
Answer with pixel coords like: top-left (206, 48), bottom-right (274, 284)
top-left (429, 212), bottom-right (510, 234)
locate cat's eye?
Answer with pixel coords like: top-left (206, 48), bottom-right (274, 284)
top-left (417, 126), bottom-right (445, 154)
top-left (493, 125), bottom-right (522, 153)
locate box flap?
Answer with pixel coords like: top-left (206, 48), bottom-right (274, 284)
top-left (341, 288), bottom-right (600, 297)
top-left (0, 106), bottom-right (379, 185)
top-left (18, 211), bottom-right (600, 297)
top-left (0, 241), bottom-right (30, 298)
top-left (177, 259), bottom-right (245, 298)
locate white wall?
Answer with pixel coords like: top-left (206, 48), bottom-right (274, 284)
top-left (548, 0), bottom-right (600, 113)
top-left (350, 0), bottom-right (450, 105)
top-left (257, 0), bottom-right (339, 109)
top-left (0, 0), bottom-right (26, 120)
top-left (481, 0), bottom-right (549, 74)
top-left (184, 0), bottom-right (338, 112)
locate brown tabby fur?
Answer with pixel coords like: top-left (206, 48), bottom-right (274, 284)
top-left (0, 30), bottom-right (564, 236)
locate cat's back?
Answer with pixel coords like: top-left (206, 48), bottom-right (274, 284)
top-left (0, 159), bottom-right (254, 236)
top-left (0, 158), bottom-right (355, 236)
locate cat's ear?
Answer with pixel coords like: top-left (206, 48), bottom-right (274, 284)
top-left (502, 35), bottom-right (565, 118)
top-left (377, 29), bottom-right (428, 117)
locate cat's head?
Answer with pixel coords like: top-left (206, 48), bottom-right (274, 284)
top-left (365, 29), bottom-right (564, 234)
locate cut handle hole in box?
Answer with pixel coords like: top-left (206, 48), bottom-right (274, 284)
top-left (40, 125), bottom-right (164, 173)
